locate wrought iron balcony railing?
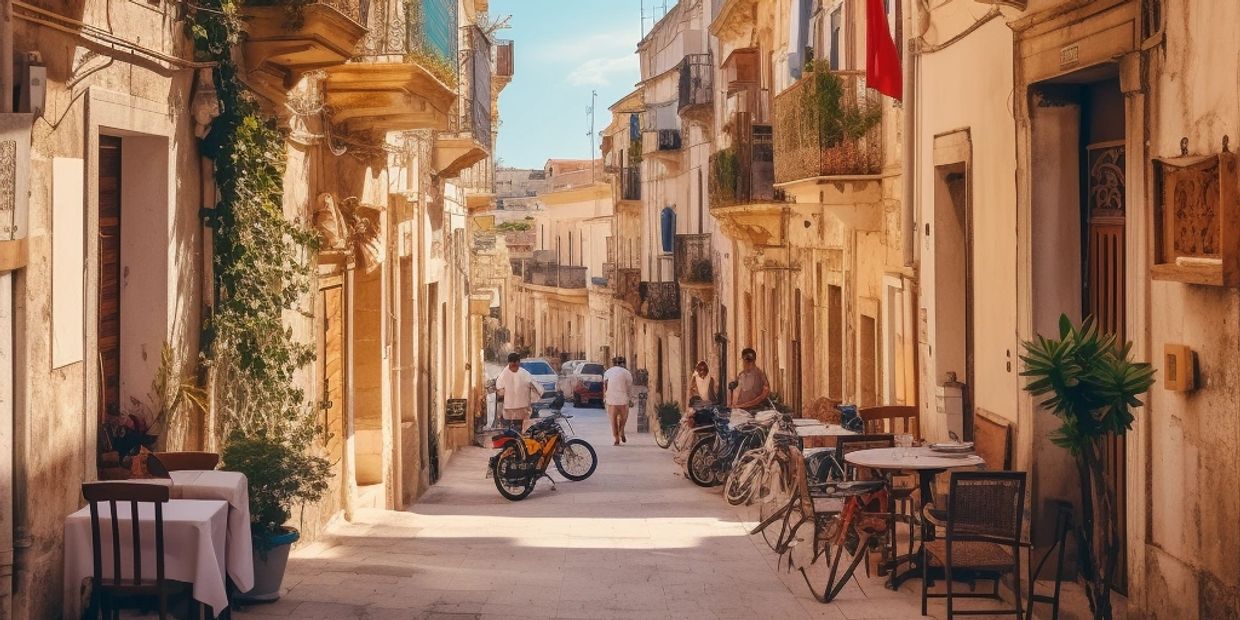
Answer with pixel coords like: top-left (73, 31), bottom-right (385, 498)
top-left (614, 268), bottom-right (642, 307)
top-left (357, 0), bottom-right (458, 82)
top-left (679, 53), bottom-right (713, 113)
top-left (601, 262), bottom-right (616, 287)
top-left (459, 156), bottom-right (494, 194)
top-left (674, 234), bottom-right (713, 284)
top-left (522, 263), bottom-right (587, 289)
top-left (709, 114), bottom-right (775, 208)
top-left (773, 69), bottom-right (882, 183)
top-left (620, 166), bottom-right (641, 201)
top-left (638, 281), bottom-right (681, 320)
top-left (656, 129), bottom-right (682, 151)
top-left (458, 25), bottom-right (492, 149)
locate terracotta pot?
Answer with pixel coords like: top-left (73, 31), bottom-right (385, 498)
top-left (236, 527), bottom-right (299, 603)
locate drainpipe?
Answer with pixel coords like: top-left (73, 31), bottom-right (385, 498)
top-left (1, 2), bottom-right (16, 614)
top-left (901, 3), bottom-right (923, 269)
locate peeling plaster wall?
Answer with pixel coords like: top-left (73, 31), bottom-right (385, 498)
top-left (1137, 0), bottom-right (1240, 615)
top-left (11, 0), bottom-right (202, 615)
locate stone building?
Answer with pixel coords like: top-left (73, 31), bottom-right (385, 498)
top-left (0, 0), bottom-right (511, 616)
top-left (908, 0), bottom-right (1240, 614)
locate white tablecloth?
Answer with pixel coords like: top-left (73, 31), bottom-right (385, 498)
top-left (64, 499), bottom-right (229, 618)
top-left (168, 471), bottom-right (254, 591)
top-left (844, 446), bottom-right (985, 470)
top-left (795, 423), bottom-right (857, 438)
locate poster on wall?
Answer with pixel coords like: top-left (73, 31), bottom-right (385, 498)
top-left (446, 398), bottom-right (468, 425)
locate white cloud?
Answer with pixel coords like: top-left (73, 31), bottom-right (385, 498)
top-left (566, 54), bottom-right (639, 86)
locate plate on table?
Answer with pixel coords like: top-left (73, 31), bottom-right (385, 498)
top-left (928, 442), bottom-right (975, 454)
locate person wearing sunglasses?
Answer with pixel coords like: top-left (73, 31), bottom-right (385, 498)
top-left (729, 347), bottom-right (770, 410)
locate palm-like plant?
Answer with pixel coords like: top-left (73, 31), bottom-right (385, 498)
top-left (1020, 315), bottom-right (1155, 620)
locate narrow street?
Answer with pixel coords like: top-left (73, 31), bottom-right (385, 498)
top-left (234, 405), bottom-right (928, 620)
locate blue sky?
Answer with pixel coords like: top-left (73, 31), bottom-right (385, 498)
top-left (491, 0), bottom-right (648, 169)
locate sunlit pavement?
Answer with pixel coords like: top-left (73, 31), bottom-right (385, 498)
top-left (233, 402), bottom-right (933, 619)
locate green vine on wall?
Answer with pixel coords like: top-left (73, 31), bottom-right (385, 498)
top-left (186, 0), bottom-right (329, 537)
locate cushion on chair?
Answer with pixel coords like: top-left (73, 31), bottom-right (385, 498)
top-left (924, 540), bottom-right (1016, 571)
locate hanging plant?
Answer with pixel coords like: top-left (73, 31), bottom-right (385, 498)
top-left (186, 0), bottom-right (329, 541)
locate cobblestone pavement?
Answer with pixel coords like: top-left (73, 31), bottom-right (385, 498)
top-left (234, 404), bottom-right (937, 619)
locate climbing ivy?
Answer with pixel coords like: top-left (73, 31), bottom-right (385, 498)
top-left (186, 1), bottom-right (323, 467)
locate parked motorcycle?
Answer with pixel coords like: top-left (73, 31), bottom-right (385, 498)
top-left (486, 399), bottom-right (598, 500)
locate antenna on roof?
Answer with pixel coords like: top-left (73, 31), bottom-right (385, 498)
top-left (587, 90), bottom-right (598, 183)
top-left (640, 0), bottom-right (672, 37)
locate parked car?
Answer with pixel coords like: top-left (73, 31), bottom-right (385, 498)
top-left (562, 362), bottom-right (606, 407)
top-left (519, 358), bottom-right (560, 413)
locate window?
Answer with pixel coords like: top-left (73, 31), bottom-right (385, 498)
top-left (829, 7), bottom-right (842, 70)
top-left (520, 360), bottom-right (554, 375)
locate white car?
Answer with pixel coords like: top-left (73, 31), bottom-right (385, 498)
top-left (519, 358), bottom-right (561, 413)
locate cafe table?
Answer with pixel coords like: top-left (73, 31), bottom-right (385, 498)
top-left (120, 470), bottom-right (254, 592)
top-left (64, 499), bottom-right (230, 618)
top-left (794, 423), bottom-right (856, 438)
top-left (844, 446), bottom-right (985, 587)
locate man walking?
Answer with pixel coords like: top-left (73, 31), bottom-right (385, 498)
top-left (603, 356), bottom-right (634, 446)
top-left (495, 352), bottom-right (543, 431)
top-left (729, 347), bottom-right (770, 410)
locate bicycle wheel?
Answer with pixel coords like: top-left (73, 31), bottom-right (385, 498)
top-left (724, 452), bottom-right (762, 505)
top-left (653, 422), bottom-right (672, 449)
top-left (687, 436), bottom-right (722, 487)
top-left (554, 438), bottom-right (598, 481)
top-left (757, 460), bottom-right (794, 551)
top-left (492, 447), bottom-right (535, 501)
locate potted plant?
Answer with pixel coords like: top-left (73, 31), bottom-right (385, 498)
top-left (1020, 315), bottom-right (1155, 620)
top-left (223, 429), bottom-right (329, 602)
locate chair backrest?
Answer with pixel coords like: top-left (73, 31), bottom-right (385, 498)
top-left (835, 433), bottom-right (894, 480)
top-left (152, 451), bottom-right (220, 472)
top-left (972, 409), bottom-right (1012, 470)
top-left (858, 405), bottom-right (919, 440)
top-left (82, 482), bottom-right (171, 589)
top-left (946, 471), bottom-right (1026, 545)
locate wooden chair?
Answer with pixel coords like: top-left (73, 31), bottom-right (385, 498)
top-left (82, 482), bottom-right (198, 619)
top-left (973, 409), bottom-right (1012, 470)
top-left (858, 405), bottom-right (920, 440)
top-left (921, 471), bottom-right (1027, 619)
top-left (153, 451), bottom-right (220, 472)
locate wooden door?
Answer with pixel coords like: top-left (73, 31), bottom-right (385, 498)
top-left (317, 285), bottom-right (345, 466)
top-left (98, 136), bottom-right (122, 418)
top-left (1085, 141), bottom-right (1127, 592)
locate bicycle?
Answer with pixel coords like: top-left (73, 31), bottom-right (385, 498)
top-left (685, 407), bottom-right (774, 487)
top-left (724, 413), bottom-right (799, 506)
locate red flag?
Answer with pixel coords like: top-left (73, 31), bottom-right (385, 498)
top-left (865, 0), bottom-right (903, 100)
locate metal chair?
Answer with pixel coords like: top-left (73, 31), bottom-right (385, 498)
top-left (152, 451), bottom-right (220, 471)
top-left (82, 482), bottom-right (198, 619)
top-left (921, 471), bottom-right (1027, 619)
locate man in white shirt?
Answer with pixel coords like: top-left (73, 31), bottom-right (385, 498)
top-left (494, 353), bottom-right (543, 431)
top-left (603, 356), bottom-right (634, 446)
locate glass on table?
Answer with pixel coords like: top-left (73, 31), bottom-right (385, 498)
top-left (895, 433), bottom-right (914, 458)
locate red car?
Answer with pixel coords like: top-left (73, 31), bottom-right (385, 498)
top-left (563, 362), bottom-right (606, 407)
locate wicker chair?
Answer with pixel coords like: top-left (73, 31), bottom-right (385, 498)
top-left (921, 471), bottom-right (1027, 618)
top-left (152, 451), bottom-right (220, 472)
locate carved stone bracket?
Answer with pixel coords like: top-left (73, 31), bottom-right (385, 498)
top-left (314, 193), bottom-right (386, 273)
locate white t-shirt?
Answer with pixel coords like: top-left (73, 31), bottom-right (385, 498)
top-left (603, 366), bottom-right (634, 406)
top-left (495, 366), bottom-right (541, 409)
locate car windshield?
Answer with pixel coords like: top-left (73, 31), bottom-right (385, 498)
top-left (521, 361), bottom-right (554, 375)
top-left (582, 364), bottom-right (605, 375)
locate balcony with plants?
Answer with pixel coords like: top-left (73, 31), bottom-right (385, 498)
top-left (241, 0), bottom-right (368, 102)
top-left (323, 0), bottom-right (460, 134)
top-left (638, 281), bottom-right (681, 321)
top-left (709, 115), bottom-right (776, 209)
top-left (773, 66), bottom-right (882, 184)
top-left (674, 234), bottom-right (713, 287)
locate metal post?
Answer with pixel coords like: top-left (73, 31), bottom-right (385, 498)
top-left (636, 390), bottom-right (648, 433)
top-left (715, 331), bottom-right (728, 406)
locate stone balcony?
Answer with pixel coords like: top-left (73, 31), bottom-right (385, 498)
top-left (674, 234), bottom-right (713, 287)
top-left (613, 267), bottom-right (642, 309)
top-left (523, 264), bottom-right (587, 290)
top-left (241, 0), bottom-right (367, 102)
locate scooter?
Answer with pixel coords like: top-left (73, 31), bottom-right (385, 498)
top-left (486, 396), bottom-right (598, 500)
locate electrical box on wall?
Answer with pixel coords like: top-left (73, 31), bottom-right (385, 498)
top-left (0, 113), bottom-right (34, 242)
top-left (1163, 344), bottom-right (1196, 392)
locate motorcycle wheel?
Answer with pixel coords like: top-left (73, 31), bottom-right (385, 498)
top-left (492, 446), bottom-right (535, 501)
top-left (554, 438), bottom-right (598, 481)
top-left (687, 436), bottom-right (722, 487)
